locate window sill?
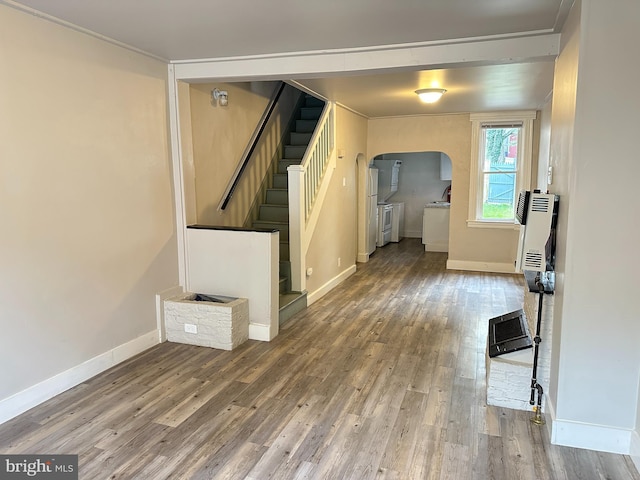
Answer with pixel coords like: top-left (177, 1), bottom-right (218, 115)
top-left (467, 220), bottom-right (519, 230)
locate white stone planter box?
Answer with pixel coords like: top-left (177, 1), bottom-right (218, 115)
top-left (164, 293), bottom-right (249, 350)
top-left (486, 286), bottom-right (554, 411)
top-left (486, 348), bottom-right (533, 411)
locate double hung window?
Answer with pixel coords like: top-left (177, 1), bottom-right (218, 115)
top-left (468, 112), bottom-right (536, 227)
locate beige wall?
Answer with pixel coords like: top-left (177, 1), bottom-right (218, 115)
top-left (0, 5), bottom-right (177, 402)
top-left (305, 106), bottom-right (368, 297)
top-left (189, 82), bottom-right (299, 226)
top-left (368, 114), bottom-right (519, 270)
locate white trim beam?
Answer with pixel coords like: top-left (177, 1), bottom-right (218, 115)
top-left (172, 34), bottom-right (560, 82)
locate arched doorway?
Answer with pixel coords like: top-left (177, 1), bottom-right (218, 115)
top-left (357, 151), bottom-right (452, 261)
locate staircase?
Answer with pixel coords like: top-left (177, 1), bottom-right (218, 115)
top-left (252, 95), bottom-right (325, 323)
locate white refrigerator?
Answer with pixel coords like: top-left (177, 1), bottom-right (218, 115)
top-left (367, 167), bottom-right (379, 255)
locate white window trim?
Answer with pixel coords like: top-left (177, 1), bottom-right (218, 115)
top-left (467, 111), bottom-right (536, 229)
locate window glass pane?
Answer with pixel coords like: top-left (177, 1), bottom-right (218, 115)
top-left (482, 127), bottom-right (520, 172)
top-left (482, 172), bottom-right (515, 219)
top-left (470, 114), bottom-right (533, 225)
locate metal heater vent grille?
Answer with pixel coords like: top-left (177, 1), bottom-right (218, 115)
top-left (516, 191), bottom-right (530, 224)
top-left (524, 252), bottom-right (544, 270)
top-left (531, 196), bottom-right (551, 213)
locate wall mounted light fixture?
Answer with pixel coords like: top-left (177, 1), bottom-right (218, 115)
top-left (416, 88), bottom-right (446, 103)
top-left (212, 88), bottom-right (228, 106)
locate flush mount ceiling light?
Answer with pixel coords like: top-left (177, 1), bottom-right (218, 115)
top-left (416, 88), bottom-right (447, 103)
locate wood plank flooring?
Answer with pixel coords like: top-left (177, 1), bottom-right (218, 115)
top-left (1, 239), bottom-right (639, 479)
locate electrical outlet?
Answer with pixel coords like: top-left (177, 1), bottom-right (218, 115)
top-left (184, 323), bottom-right (197, 334)
top-left (338, 257), bottom-right (341, 267)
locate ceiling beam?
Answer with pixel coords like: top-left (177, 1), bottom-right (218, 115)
top-left (173, 33), bottom-right (560, 82)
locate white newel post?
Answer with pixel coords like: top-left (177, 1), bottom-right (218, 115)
top-left (288, 165), bottom-right (306, 292)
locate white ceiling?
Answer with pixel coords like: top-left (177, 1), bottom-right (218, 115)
top-left (6, 0), bottom-right (572, 117)
top-left (294, 62), bottom-right (556, 118)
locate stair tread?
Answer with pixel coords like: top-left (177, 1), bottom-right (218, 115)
top-left (279, 291), bottom-right (307, 323)
top-left (278, 291), bottom-right (306, 309)
top-left (255, 97), bottom-right (316, 320)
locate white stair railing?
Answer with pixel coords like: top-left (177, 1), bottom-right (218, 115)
top-left (288, 102), bottom-right (336, 292)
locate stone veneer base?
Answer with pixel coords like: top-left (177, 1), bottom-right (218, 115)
top-left (164, 293), bottom-right (249, 351)
top-left (486, 285), bottom-right (554, 411)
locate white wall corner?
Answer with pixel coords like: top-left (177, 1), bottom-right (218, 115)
top-left (156, 285), bottom-right (185, 342)
top-left (307, 264), bottom-right (357, 306)
top-left (356, 252), bottom-right (371, 263)
top-left (631, 429), bottom-right (640, 473)
top-left (0, 330), bottom-right (159, 425)
top-left (167, 65), bottom-right (189, 289)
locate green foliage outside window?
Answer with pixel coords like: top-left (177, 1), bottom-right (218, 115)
top-left (482, 202), bottom-right (514, 219)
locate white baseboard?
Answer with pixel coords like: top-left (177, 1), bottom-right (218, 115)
top-left (424, 243), bottom-right (448, 252)
top-left (630, 429), bottom-right (640, 472)
top-left (544, 393), bottom-right (556, 444)
top-left (529, 387), bottom-right (636, 457)
top-left (446, 259), bottom-right (516, 274)
top-left (0, 330), bottom-right (159, 425)
top-left (249, 323), bottom-right (273, 342)
top-left (356, 252), bottom-right (370, 263)
top-left (156, 285), bottom-right (184, 343)
top-left (549, 412), bottom-right (633, 454)
top-left (307, 264), bottom-right (357, 306)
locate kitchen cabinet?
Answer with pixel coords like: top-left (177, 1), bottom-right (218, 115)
top-left (422, 203), bottom-right (450, 252)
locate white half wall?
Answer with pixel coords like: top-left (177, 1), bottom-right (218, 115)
top-left (185, 227), bottom-right (279, 341)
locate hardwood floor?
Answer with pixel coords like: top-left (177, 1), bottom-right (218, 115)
top-left (1, 239), bottom-right (638, 479)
